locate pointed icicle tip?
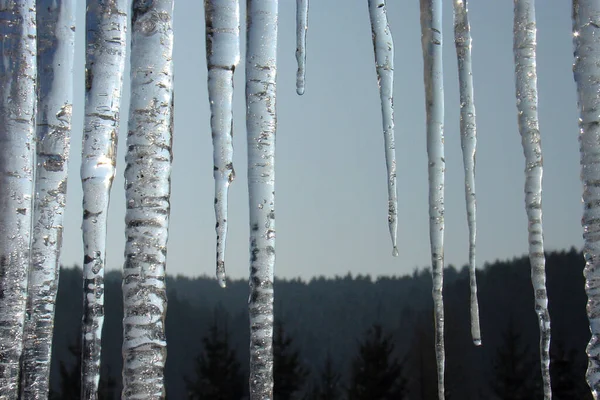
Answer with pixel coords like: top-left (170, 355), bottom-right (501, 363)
top-left (392, 246), bottom-right (399, 257)
top-left (217, 261), bottom-right (227, 288)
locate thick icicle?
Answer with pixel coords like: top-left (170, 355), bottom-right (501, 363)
top-left (513, 2), bottom-right (552, 399)
top-left (0, 3), bottom-right (37, 398)
top-left (419, 1), bottom-right (446, 399)
top-left (80, 1), bottom-right (128, 397)
top-left (572, 0), bottom-right (600, 396)
top-left (20, 1), bottom-right (76, 397)
top-left (452, 0), bottom-right (481, 346)
top-left (204, 0), bottom-right (240, 288)
top-left (295, 0), bottom-right (308, 95)
top-left (246, 0), bottom-right (278, 398)
top-left (367, 0), bottom-right (398, 257)
top-left (122, 1), bottom-right (174, 398)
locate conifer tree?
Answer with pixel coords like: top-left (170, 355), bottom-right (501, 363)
top-left (550, 342), bottom-right (593, 400)
top-left (49, 333), bottom-right (116, 400)
top-left (185, 319), bottom-right (244, 400)
top-left (347, 324), bottom-right (407, 400)
top-left (309, 352), bottom-right (342, 400)
top-left (274, 321), bottom-right (309, 400)
top-left (490, 318), bottom-right (541, 400)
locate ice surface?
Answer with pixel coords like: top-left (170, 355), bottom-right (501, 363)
top-left (122, 1), bottom-right (175, 398)
top-left (419, 0), bottom-right (446, 398)
top-left (20, 1), bottom-right (76, 398)
top-left (246, 0), bottom-right (279, 398)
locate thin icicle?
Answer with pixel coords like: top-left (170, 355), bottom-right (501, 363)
top-left (204, 0), bottom-right (240, 288)
top-left (419, 0), bottom-right (445, 399)
top-left (367, 0), bottom-right (398, 258)
top-left (513, 2), bottom-right (551, 399)
top-left (572, 0), bottom-right (600, 396)
top-left (122, 1), bottom-right (174, 398)
top-left (20, 1), bottom-right (75, 397)
top-left (0, 3), bottom-right (37, 398)
top-left (295, 0), bottom-right (308, 95)
top-left (246, 0), bottom-right (278, 398)
top-left (452, 0), bottom-right (481, 346)
top-left (80, 1), bottom-right (128, 397)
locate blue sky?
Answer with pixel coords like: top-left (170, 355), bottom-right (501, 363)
top-left (59, 1), bottom-right (582, 280)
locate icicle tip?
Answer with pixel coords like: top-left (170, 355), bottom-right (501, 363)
top-left (473, 338), bottom-right (482, 347)
top-left (392, 246), bottom-right (399, 257)
top-left (217, 261), bottom-right (227, 288)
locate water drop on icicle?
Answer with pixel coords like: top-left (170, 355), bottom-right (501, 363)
top-left (419, 0), bottom-right (446, 399)
top-left (296, 0), bottom-right (308, 95)
top-left (217, 262), bottom-right (227, 288)
top-left (367, 0), bottom-right (398, 257)
top-left (246, 0), bottom-right (278, 398)
top-left (572, 0), bottom-right (600, 396)
top-left (514, 2), bottom-right (551, 399)
top-left (204, 0), bottom-right (240, 288)
top-left (452, 0), bottom-right (481, 347)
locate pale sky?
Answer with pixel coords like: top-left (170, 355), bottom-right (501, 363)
top-left (59, 1), bottom-right (582, 280)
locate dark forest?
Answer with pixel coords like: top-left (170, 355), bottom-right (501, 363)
top-left (49, 248), bottom-right (591, 399)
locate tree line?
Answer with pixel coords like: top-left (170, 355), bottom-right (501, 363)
top-left (54, 308), bottom-right (591, 399)
top-left (49, 248), bottom-right (592, 399)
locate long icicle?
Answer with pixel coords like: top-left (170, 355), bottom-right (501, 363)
top-left (20, 1), bottom-right (76, 397)
top-left (246, 0), bottom-right (278, 398)
top-left (80, 1), bottom-right (128, 397)
top-left (572, 0), bottom-right (600, 396)
top-left (452, 0), bottom-right (481, 346)
top-left (0, 2), bottom-right (37, 398)
top-left (204, 0), bottom-right (240, 288)
top-left (513, 1), bottom-right (552, 399)
top-left (368, 0), bottom-right (399, 258)
top-left (419, 0), bottom-right (446, 399)
top-left (122, 1), bottom-right (175, 398)
top-left (295, 0), bottom-right (308, 95)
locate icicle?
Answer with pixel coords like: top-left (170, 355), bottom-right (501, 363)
top-left (204, 0), bottom-right (240, 288)
top-left (20, 1), bottom-right (75, 397)
top-left (572, 0), bottom-right (600, 396)
top-left (367, 0), bottom-right (398, 258)
top-left (295, 0), bottom-right (308, 95)
top-left (0, 3), bottom-right (37, 399)
top-left (513, 2), bottom-right (552, 399)
top-left (246, 0), bottom-right (278, 398)
top-left (419, 1), bottom-right (446, 399)
top-left (80, 1), bottom-right (128, 397)
top-left (452, 0), bottom-right (481, 346)
top-left (122, 1), bottom-right (174, 398)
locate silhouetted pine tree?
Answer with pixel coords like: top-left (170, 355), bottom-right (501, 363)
top-left (550, 341), bottom-right (593, 400)
top-left (184, 319), bottom-right (244, 400)
top-left (54, 338), bottom-right (80, 399)
top-left (274, 320), bottom-right (309, 400)
top-left (346, 324), bottom-right (408, 400)
top-left (49, 333), bottom-right (117, 400)
top-left (308, 352), bottom-right (341, 400)
top-left (490, 318), bottom-right (541, 400)
top-left (409, 312), bottom-right (439, 400)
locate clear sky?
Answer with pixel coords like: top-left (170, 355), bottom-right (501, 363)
top-left (59, 1), bottom-right (582, 280)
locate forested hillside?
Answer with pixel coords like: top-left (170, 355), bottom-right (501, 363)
top-left (49, 248), bottom-right (591, 399)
